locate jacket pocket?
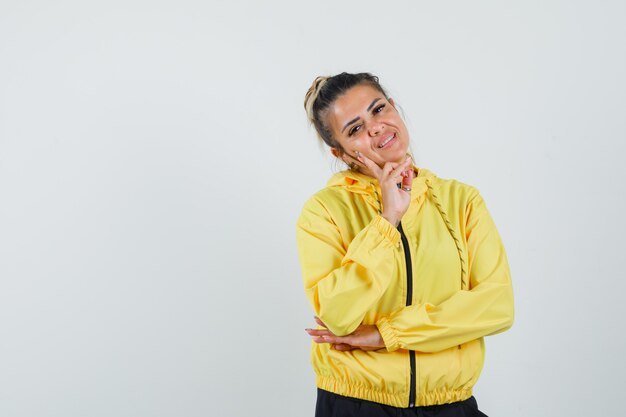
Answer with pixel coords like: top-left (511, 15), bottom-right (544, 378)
top-left (459, 338), bottom-right (485, 386)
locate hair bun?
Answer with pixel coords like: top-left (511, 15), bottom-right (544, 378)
top-left (304, 76), bottom-right (330, 124)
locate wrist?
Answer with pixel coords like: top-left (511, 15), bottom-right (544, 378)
top-left (381, 212), bottom-right (400, 227)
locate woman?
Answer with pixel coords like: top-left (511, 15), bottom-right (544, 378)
top-left (296, 72), bottom-right (514, 417)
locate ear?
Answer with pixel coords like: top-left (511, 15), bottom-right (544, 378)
top-left (331, 148), bottom-right (350, 165)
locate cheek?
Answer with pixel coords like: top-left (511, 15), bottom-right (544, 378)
top-left (354, 137), bottom-right (369, 148)
top-left (387, 114), bottom-right (404, 126)
top-left (341, 136), bottom-right (366, 152)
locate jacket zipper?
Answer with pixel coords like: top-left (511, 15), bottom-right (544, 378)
top-left (398, 222), bottom-right (416, 407)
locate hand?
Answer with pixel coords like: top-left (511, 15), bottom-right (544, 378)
top-left (356, 153), bottom-right (414, 227)
top-left (305, 317), bottom-right (385, 352)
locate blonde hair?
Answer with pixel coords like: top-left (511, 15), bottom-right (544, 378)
top-left (304, 76), bottom-right (329, 125)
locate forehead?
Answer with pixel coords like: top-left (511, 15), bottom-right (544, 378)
top-left (327, 84), bottom-right (384, 132)
top-left (331, 84), bottom-right (383, 119)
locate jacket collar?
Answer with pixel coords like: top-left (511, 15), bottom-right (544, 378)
top-left (326, 165), bottom-right (436, 211)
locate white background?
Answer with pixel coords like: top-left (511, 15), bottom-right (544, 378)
top-left (1, 1), bottom-right (625, 416)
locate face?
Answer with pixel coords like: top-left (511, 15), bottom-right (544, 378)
top-left (326, 84), bottom-right (410, 171)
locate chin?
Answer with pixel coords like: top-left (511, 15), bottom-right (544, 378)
top-left (385, 151), bottom-right (410, 164)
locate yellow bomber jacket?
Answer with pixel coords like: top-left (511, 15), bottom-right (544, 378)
top-left (296, 166), bottom-right (514, 408)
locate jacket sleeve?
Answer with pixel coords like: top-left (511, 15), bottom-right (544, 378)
top-left (296, 195), bottom-right (401, 336)
top-left (376, 192), bottom-right (514, 353)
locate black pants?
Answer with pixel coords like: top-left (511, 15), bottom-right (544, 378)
top-left (315, 389), bottom-right (488, 417)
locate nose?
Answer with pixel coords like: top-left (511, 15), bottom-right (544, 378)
top-left (367, 121), bottom-right (384, 137)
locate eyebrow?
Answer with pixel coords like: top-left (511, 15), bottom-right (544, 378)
top-left (341, 98), bottom-right (383, 133)
top-left (367, 98), bottom-right (382, 112)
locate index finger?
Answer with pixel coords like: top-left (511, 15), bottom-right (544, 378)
top-left (355, 152), bottom-right (382, 176)
top-left (314, 316), bottom-right (327, 328)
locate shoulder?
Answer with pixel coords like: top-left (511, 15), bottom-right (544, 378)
top-left (299, 170), bottom-right (366, 215)
top-left (297, 186), bottom-right (351, 226)
top-left (301, 186), bottom-right (347, 210)
top-left (427, 174), bottom-right (481, 207)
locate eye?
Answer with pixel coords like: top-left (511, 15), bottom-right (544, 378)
top-left (348, 124), bottom-right (361, 137)
top-left (373, 104), bottom-right (386, 114)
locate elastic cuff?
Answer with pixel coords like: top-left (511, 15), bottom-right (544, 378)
top-left (371, 215), bottom-right (401, 246)
top-left (376, 316), bottom-right (400, 352)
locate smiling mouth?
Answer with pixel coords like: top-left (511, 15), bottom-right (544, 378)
top-left (378, 133), bottom-right (396, 148)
